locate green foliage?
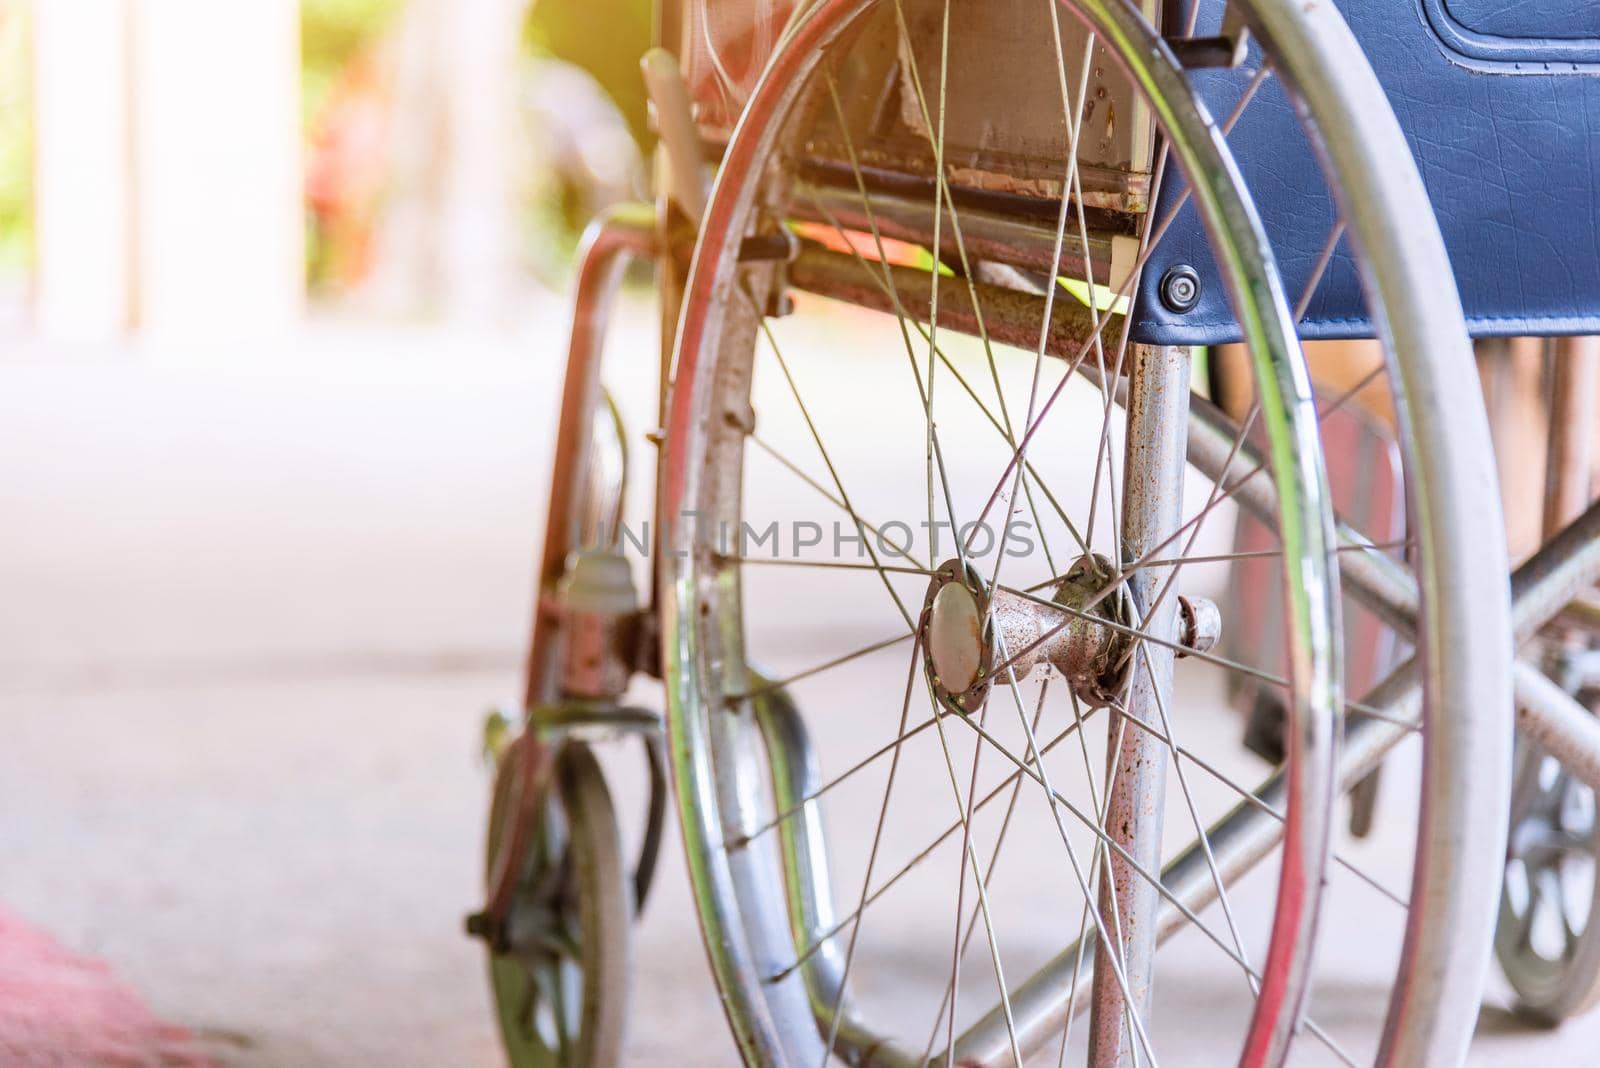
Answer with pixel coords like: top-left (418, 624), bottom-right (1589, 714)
top-left (525, 0), bottom-right (654, 151)
top-left (0, 6), bottom-right (30, 274)
top-left (301, 0), bottom-right (405, 126)
top-left (1058, 275), bottom-right (1130, 316)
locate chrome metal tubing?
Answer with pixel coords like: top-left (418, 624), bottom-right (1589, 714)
top-left (1079, 373), bottom-right (1424, 639)
top-left (1089, 345), bottom-right (1190, 1068)
top-left (1513, 498), bottom-right (1600, 644)
top-left (1185, 398), bottom-right (1600, 1055)
top-left (1513, 660), bottom-right (1600, 792)
top-left (1558, 592), bottom-right (1600, 632)
top-left (1189, 392), bottom-right (1600, 650)
top-left (753, 687), bottom-right (917, 1068)
top-left (1192, 405), bottom-right (1600, 797)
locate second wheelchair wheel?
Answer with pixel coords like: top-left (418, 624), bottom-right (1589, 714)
top-left (484, 739), bottom-right (631, 1067)
top-left (1496, 664), bottom-right (1600, 1025)
top-left (660, 0), bottom-right (1509, 1065)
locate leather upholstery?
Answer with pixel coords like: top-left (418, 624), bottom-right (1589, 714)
top-left (1440, 0), bottom-right (1600, 42)
top-left (1131, 0), bottom-right (1600, 345)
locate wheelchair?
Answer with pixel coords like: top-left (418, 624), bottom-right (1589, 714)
top-left (466, 0), bottom-right (1600, 1063)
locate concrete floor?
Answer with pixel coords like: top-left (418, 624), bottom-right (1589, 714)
top-left (0, 312), bottom-right (1595, 1065)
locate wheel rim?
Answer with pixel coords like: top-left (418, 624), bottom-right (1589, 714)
top-left (660, 0), bottom-right (1504, 1064)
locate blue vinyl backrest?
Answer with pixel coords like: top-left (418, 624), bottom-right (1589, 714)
top-left (1131, 0), bottom-right (1600, 346)
top-left (1440, 0), bottom-right (1600, 42)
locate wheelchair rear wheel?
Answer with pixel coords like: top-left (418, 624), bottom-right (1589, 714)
top-left (660, 0), bottom-right (1510, 1064)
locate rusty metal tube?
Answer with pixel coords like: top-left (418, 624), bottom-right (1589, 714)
top-left (1089, 344), bottom-right (1190, 1067)
top-left (790, 178), bottom-right (1119, 284)
top-left (524, 203), bottom-right (659, 709)
top-left (787, 244), bottom-right (1106, 359)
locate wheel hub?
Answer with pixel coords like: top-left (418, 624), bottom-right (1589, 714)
top-left (920, 556), bottom-right (1218, 711)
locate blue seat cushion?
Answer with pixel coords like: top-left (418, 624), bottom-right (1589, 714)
top-left (1131, 0), bottom-right (1600, 345)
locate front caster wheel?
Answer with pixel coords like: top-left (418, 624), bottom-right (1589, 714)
top-left (483, 739), bottom-right (631, 1067)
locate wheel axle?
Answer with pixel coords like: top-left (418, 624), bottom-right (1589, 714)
top-left (920, 556), bottom-right (1219, 713)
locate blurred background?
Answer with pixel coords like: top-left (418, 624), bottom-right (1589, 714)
top-left (2, 0), bottom-right (655, 332)
top-left (0, 2), bottom-right (699, 1064)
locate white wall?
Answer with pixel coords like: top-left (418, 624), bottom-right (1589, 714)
top-left (367, 0), bottom-right (525, 322)
top-left (130, 0), bottom-right (303, 338)
top-left (33, 0), bottom-right (132, 341)
top-left (32, 0), bottom-right (304, 341)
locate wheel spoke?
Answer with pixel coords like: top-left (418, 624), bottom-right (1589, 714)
top-left (753, 305), bottom-right (921, 629)
top-left (819, 639), bottom-right (925, 1065)
top-left (952, 666), bottom-right (1423, 1067)
top-left (1156, 725), bottom-right (1411, 909)
top-left (770, 707), bottom-right (1104, 983)
top-left (1128, 621), bottom-right (1259, 1001)
top-left (931, 683), bottom-right (1010, 1065)
top-left (749, 431), bottom-right (927, 569)
top-left (976, 9), bottom-right (1095, 599)
top-left (811, 75), bottom-right (974, 587)
top-left (1059, 359), bottom-right (1398, 633)
top-left (1096, 539), bottom-right (1412, 572)
top-left (1057, 703), bottom-right (1128, 1067)
top-left (949, 709), bottom-right (1271, 980)
top-left (969, 622), bottom-right (1159, 1063)
top-left (922, 0), bottom-right (953, 569)
top-left (992, 581), bottom-right (1418, 730)
top-left (1295, 220), bottom-right (1347, 322)
top-left (1061, 61), bottom-right (1274, 573)
top-left (729, 712), bottom-right (942, 848)
top-left (724, 554), bottom-right (937, 577)
top-left (664, 0), bottom-right (1486, 1060)
top-left (873, 9), bottom-right (1063, 488)
top-left (737, 632), bottom-right (914, 702)
top-left (919, 682), bottom-right (1053, 1065)
top-left (801, 183), bottom-right (1089, 558)
top-left (945, 709), bottom-right (1279, 1067)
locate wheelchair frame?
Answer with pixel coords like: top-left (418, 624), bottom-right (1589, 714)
top-left (473, 0), bottom-right (1600, 1062)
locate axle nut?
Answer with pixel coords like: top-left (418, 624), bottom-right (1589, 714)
top-left (1177, 595), bottom-right (1221, 658)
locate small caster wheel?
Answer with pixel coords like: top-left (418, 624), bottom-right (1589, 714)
top-left (1496, 685), bottom-right (1600, 1025)
top-left (481, 738), bottom-right (631, 1065)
